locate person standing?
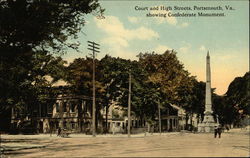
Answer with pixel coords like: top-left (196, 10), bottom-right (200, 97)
top-left (214, 125), bottom-right (218, 138)
top-left (214, 124), bottom-right (222, 138)
top-left (217, 124), bottom-right (222, 138)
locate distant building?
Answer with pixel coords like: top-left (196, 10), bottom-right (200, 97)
top-left (10, 80), bottom-right (198, 134)
top-left (156, 104), bottom-right (198, 132)
top-left (11, 86), bottom-right (97, 134)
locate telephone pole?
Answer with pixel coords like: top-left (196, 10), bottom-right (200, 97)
top-left (158, 102), bottom-right (161, 135)
top-left (157, 88), bottom-right (162, 135)
top-left (88, 41), bottom-right (100, 137)
top-left (128, 72), bottom-right (131, 137)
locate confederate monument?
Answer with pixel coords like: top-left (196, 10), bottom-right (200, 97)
top-left (198, 51), bottom-right (218, 132)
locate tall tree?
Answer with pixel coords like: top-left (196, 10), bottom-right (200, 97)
top-left (213, 94), bottom-right (237, 125)
top-left (66, 57), bottom-right (104, 96)
top-left (99, 56), bottom-right (141, 130)
top-left (0, 0), bottom-right (103, 130)
top-left (178, 80), bottom-right (206, 121)
top-left (137, 50), bottom-right (194, 106)
top-left (65, 57), bottom-right (105, 132)
top-left (225, 72), bottom-right (250, 125)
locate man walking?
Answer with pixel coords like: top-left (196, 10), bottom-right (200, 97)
top-left (214, 124), bottom-right (222, 138)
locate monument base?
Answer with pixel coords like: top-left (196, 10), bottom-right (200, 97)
top-left (198, 122), bottom-right (218, 132)
top-left (198, 113), bottom-right (218, 132)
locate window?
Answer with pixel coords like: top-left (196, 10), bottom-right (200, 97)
top-left (63, 102), bottom-right (67, 112)
top-left (47, 104), bottom-right (53, 114)
top-left (71, 122), bottom-right (76, 129)
top-left (70, 102), bottom-right (75, 112)
top-left (63, 121), bottom-right (67, 128)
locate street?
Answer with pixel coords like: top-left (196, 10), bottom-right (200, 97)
top-left (1, 128), bottom-right (249, 157)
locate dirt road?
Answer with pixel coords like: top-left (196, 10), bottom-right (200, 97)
top-left (1, 128), bottom-right (249, 157)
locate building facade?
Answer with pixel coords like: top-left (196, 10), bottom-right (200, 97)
top-left (11, 90), bottom-right (198, 134)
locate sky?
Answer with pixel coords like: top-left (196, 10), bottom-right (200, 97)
top-left (61, 0), bottom-right (249, 95)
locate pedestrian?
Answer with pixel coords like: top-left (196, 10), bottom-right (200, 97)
top-left (214, 124), bottom-right (222, 138)
top-left (214, 125), bottom-right (218, 138)
top-left (217, 124), bottom-right (222, 138)
top-left (57, 127), bottom-right (61, 137)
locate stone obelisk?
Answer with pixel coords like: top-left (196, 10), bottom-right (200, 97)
top-left (198, 51), bottom-right (218, 132)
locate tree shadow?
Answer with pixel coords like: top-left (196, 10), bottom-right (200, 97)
top-left (233, 146), bottom-right (249, 151)
top-left (2, 151), bottom-right (36, 156)
top-left (1, 138), bottom-right (40, 143)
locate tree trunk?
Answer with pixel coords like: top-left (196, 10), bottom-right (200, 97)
top-left (185, 113), bottom-right (189, 130)
top-left (105, 105), bottom-right (109, 133)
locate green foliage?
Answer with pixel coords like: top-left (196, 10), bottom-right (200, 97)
top-left (99, 55), bottom-right (159, 120)
top-left (0, 0), bottom-right (103, 54)
top-left (179, 80), bottom-right (206, 115)
top-left (213, 95), bottom-right (237, 125)
top-left (138, 51), bottom-right (194, 112)
top-left (226, 72), bottom-right (250, 116)
top-left (100, 55), bottom-right (133, 102)
top-left (65, 57), bottom-right (104, 96)
top-left (2, 0), bottom-right (245, 127)
top-left (0, 0), bottom-right (102, 114)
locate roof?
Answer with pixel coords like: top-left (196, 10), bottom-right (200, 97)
top-left (170, 104), bottom-right (185, 111)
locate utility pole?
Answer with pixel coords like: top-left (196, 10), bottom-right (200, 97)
top-left (128, 72), bottom-right (131, 137)
top-left (156, 88), bottom-right (162, 135)
top-left (158, 102), bottom-right (161, 135)
top-left (0, 130), bottom-right (1, 155)
top-left (88, 41), bottom-right (100, 137)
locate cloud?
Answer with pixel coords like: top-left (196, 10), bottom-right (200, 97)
top-left (166, 16), bottom-right (177, 25)
top-left (199, 45), bottom-right (206, 51)
top-left (128, 16), bottom-right (139, 23)
top-left (113, 47), bottom-right (138, 60)
top-left (154, 44), bottom-right (172, 54)
top-left (101, 37), bottom-right (129, 48)
top-left (103, 42), bottom-right (138, 60)
top-left (149, 6), bottom-right (190, 28)
top-left (94, 16), bottom-right (159, 60)
top-left (94, 16), bottom-right (159, 45)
